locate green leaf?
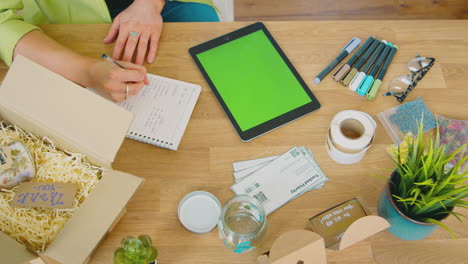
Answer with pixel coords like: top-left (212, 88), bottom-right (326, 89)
top-left (446, 211), bottom-right (467, 223)
top-left (115, 235), bottom-right (158, 263)
top-left (392, 194), bottom-right (409, 211)
top-left (414, 178), bottom-right (435, 186)
top-left (371, 174), bottom-right (391, 181)
top-left (416, 189), bottom-right (468, 215)
top-left (409, 187), bottom-right (421, 205)
top-left (138, 235), bottom-right (153, 248)
top-left (422, 218), bottom-right (457, 239)
top-left (113, 248), bottom-right (127, 264)
top-left (146, 247), bottom-right (158, 262)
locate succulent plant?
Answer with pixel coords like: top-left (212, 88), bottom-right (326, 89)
top-left (113, 235), bottom-right (158, 264)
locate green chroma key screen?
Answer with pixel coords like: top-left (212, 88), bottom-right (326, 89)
top-left (196, 30), bottom-right (312, 131)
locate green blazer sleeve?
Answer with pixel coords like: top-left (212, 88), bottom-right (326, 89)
top-left (0, 0), bottom-right (40, 66)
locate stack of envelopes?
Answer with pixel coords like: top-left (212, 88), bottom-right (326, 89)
top-left (231, 146), bottom-right (328, 215)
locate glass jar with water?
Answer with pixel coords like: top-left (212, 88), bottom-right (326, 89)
top-left (218, 195), bottom-right (267, 253)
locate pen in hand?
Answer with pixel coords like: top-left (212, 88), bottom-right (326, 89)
top-left (102, 53), bottom-right (126, 69)
top-left (101, 53), bottom-right (150, 84)
top-left (100, 53), bottom-right (149, 101)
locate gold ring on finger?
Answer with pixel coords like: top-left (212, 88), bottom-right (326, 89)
top-left (125, 84), bottom-right (129, 100)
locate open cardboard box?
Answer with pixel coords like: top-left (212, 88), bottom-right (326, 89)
top-left (257, 198), bottom-right (390, 264)
top-left (0, 56), bottom-right (144, 264)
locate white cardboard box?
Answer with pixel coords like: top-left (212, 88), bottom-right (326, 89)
top-left (0, 56), bottom-right (144, 264)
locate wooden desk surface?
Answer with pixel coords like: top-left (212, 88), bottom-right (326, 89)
top-left (1, 21), bottom-right (467, 264)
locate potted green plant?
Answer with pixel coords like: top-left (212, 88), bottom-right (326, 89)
top-left (378, 123), bottom-right (467, 240)
top-left (114, 235), bottom-right (158, 264)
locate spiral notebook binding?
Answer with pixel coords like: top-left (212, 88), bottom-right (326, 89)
top-left (127, 131), bottom-right (176, 150)
top-left (117, 73), bottom-right (200, 151)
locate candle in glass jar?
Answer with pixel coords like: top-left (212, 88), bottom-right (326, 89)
top-left (0, 141), bottom-right (36, 189)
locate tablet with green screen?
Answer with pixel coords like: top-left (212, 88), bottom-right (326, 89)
top-left (189, 22), bottom-right (321, 141)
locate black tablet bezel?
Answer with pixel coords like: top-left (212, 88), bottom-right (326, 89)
top-left (189, 22), bottom-right (321, 141)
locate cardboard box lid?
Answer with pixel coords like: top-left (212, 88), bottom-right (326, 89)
top-left (0, 55), bottom-right (133, 167)
top-left (2, 170), bottom-right (143, 264)
top-left (45, 169), bottom-right (143, 264)
top-left (0, 56), bottom-right (143, 263)
top-left (0, 232), bottom-right (37, 263)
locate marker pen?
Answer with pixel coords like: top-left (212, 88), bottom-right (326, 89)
top-left (366, 45), bottom-right (399, 100)
top-left (332, 36), bottom-right (374, 82)
top-left (340, 38), bottom-right (380, 87)
top-left (356, 43), bottom-right (392, 96)
top-left (349, 40), bottom-right (386, 91)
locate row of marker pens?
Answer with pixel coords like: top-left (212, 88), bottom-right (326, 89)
top-left (314, 36), bottom-right (397, 100)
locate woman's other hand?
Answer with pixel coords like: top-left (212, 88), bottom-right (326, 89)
top-left (104, 0), bottom-right (164, 65)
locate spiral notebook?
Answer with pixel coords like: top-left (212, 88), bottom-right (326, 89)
top-left (118, 74), bottom-right (201, 150)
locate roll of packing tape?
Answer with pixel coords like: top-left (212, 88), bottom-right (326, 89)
top-left (326, 110), bottom-right (376, 164)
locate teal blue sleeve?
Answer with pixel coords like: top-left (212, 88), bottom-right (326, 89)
top-left (169, 0), bottom-right (219, 13)
top-left (0, 0), bottom-right (40, 65)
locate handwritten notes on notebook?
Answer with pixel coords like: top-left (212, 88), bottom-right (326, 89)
top-left (118, 74), bottom-right (201, 150)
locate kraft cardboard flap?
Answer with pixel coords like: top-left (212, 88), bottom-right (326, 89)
top-left (256, 255), bottom-right (270, 264)
top-left (28, 258), bottom-right (46, 264)
top-left (44, 170), bottom-right (143, 264)
top-left (0, 232), bottom-right (37, 264)
top-left (37, 254), bottom-right (61, 264)
top-left (331, 215), bottom-right (390, 250)
top-left (269, 230), bottom-right (326, 264)
top-left (0, 55), bottom-right (133, 167)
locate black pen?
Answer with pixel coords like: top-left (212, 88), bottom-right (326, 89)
top-left (101, 54), bottom-right (150, 100)
top-left (314, 37), bottom-right (361, 84)
top-left (102, 53), bottom-right (131, 100)
top-left (102, 54), bottom-right (126, 69)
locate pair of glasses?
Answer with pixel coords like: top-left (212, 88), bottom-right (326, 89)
top-left (383, 55), bottom-right (435, 103)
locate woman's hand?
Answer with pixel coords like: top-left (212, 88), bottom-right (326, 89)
top-left (103, 0), bottom-right (164, 65)
top-left (12, 27), bottom-right (149, 103)
top-left (87, 59), bottom-right (150, 102)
